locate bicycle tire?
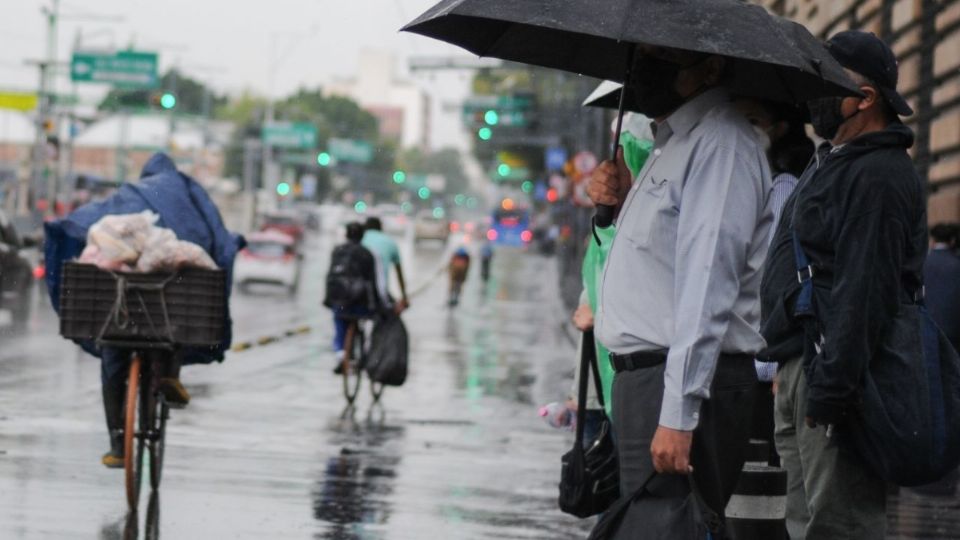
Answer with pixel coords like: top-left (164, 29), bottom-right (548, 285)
top-left (124, 354), bottom-right (144, 510)
top-left (149, 399), bottom-right (168, 490)
top-left (341, 323), bottom-right (363, 405)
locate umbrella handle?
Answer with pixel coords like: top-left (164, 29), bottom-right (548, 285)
top-left (594, 44), bottom-right (636, 230)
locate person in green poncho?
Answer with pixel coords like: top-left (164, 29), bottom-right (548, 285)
top-left (570, 112), bottom-right (653, 440)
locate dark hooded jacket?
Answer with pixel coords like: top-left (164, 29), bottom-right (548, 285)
top-left (759, 122), bottom-right (927, 424)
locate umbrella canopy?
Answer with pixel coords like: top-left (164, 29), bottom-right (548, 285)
top-left (402, 0), bottom-right (860, 103)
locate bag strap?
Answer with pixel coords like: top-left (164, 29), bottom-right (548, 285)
top-left (585, 330), bottom-right (607, 410)
top-left (574, 330), bottom-right (594, 445)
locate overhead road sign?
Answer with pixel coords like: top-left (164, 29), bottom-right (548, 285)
top-left (70, 50), bottom-right (159, 89)
top-left (328, 138), bottom-right (373, 163)
top-left (262, 122), bottom-right (318, 149)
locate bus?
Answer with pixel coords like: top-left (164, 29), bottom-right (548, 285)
top-left (488, 203), bottom-right (531, 247)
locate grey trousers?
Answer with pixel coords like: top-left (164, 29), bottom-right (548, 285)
top-left (774, 357), bottom-right (886, 540)
top-left (612, 357), bottom-right (757, 538)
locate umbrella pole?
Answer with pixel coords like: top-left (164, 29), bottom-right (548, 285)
top-left (594, 43), bottom-right (636, 230)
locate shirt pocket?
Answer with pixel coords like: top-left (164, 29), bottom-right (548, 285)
top-left (625, 175), bottom-right (672, 250)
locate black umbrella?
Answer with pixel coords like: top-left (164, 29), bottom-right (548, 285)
top-left (582, 17), bottom-right (852, 111)
top-left (402, 0), bottom-right (859, 227)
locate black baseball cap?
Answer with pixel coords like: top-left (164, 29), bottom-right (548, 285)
top-left (825, 30), bottom-right (913, 116)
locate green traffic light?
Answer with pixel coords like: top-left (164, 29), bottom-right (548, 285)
top-left (354, 201), bottom-right (367, 213)
top-left (417, 187), bottom-right (431, 200)
top-left (478, 127), bottom-right (492, 141)
top-left (484, 110), bottom-right (499, 126)
top-left (497, 163), bottom-right (511, 177)
top-left (432, 207), bottom-right (445, 219)
top-left (454, 194), bottom-right (466, 206)
top-left (276, 182), bottom-right (291, 196)
top-left (160, 93), bottom-right (176, 109)
top-left (393, 170), bottom-right (406, 184)
top-left (317, 152), bottom-right (331, 166)
top-left (522, 180), bottom-right (534, 193)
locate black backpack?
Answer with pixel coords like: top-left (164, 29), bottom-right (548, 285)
top-left (323, 244), bottom-right (373, 309)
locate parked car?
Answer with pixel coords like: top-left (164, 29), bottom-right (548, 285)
top-left (259, 211), bottom-right (305, 244)
top-left (414, 209), bottom-right (449, 243)
top-left (234, 230), bottom-right (302, 294)
top-left (0, 210), bottom-right (36, 329)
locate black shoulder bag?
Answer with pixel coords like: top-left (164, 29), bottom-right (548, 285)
top-left (558, 329), bottom-right (620, 518)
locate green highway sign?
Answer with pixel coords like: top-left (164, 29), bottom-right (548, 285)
top-left (70, 50), bottom-right (159, 89)
top-left (262, 122), bottom-right (318, 149)
top-left (328, 138), bottom-right (373, 163)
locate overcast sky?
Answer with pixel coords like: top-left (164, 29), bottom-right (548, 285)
top-left (1, 0), bottom-right (473, 148)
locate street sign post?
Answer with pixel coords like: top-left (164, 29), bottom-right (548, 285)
top-left (262, 122), bottom-right (318, 149)
top-left (70, 50), bottom-right (159, 89)
top-left (328, 138), bottom-right (373, 163)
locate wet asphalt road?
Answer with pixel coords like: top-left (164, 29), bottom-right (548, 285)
top-left (0, 227), bottom-right (592, 539)
top-left (2, 226), bottom-right (960, 539)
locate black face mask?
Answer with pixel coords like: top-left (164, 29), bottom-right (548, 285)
top-left (807, 96), bottom-right (861, 140)
top-left (630, 55), bottom-right (698, 118)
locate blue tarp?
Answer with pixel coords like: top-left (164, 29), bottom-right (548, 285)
top-left (44, 153), bottom-right (245, 364)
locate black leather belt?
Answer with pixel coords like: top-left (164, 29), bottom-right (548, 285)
top-left (609, 350), bottom-right (754, 373)
top-left (609, 350), bottom-right (668, 372)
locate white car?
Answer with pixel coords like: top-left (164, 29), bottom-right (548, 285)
top-left (414, 209), bottom-right (449, 243)
top-left (234, 230), bottom-right (302, 293)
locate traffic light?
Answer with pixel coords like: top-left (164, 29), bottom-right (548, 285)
top-left (392, 170), bottom-right (406, 184)
top-left (477, 127), bottom-right (492, 141)
top-left (417, 187), bottom-right (431, 200)
top-left (317, 152), bottom-right (332, 166)
top-left (160, 93), bottom-right (176, 109)
top-left (497, 164), bottom-right (511, 177)
top-left (521, 180), bottom-right (533, 193)
top-left (276, 182), bottom-right (291, 196)
top-left (484, 109), bottom-right (499, 126)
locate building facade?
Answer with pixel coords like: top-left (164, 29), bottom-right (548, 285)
top-left (325, 51), bottom-right (431, 150)
top-left (761, 0), bottom-right (960, 222)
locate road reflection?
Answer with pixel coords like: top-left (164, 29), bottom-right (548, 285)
top-left (98, 490), bottom-right (160, 540)
top-left (313, 416), bottom-right (405, 539)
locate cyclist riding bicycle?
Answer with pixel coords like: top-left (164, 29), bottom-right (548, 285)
top-left (362, 217), bottom-right (409, 312)
top-left (44, 153), bottom-right (243, 469)
top-left (325, 222), bottom-right (380, 373)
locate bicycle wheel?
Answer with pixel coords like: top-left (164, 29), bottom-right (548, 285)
top-left (341, 323), bottom-right (363, 405)
top-left (124, 354), bottom-right (145, 510)
top-left (148, 397), bottom-right (168, 490)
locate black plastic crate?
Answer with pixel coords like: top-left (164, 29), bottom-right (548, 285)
top-left (59, 262), bottom-right (226, 347)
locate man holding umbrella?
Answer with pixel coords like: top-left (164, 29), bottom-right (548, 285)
top-left (587, 45), bottom-right (773, 535)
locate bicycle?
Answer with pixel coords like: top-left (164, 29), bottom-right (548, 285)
top-left (106, 341), bottom-right (174, 511)
top-left (340, 317), bottom-right (385, 406)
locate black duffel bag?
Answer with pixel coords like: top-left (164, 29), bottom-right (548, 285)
top-left (365, 312), bottom-right (409, 386)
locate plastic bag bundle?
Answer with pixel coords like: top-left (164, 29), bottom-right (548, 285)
top-left (137, 227), bottom-right (216, 273)
top-left (81, 210), bottom-right (156, 270)
top-left (80, 211), bottom-right (217, 272)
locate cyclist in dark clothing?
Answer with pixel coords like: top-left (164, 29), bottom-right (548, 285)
top-left (324, 222), bottom-right (379, 373)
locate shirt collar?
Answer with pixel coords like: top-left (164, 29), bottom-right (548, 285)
top-left (659, 87), bottom-right (730, 140)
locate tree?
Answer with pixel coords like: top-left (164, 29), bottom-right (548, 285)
top-left (98, 69), bottom-right (226, 115)
top-left (397, 147), bottom-right (469, 195)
